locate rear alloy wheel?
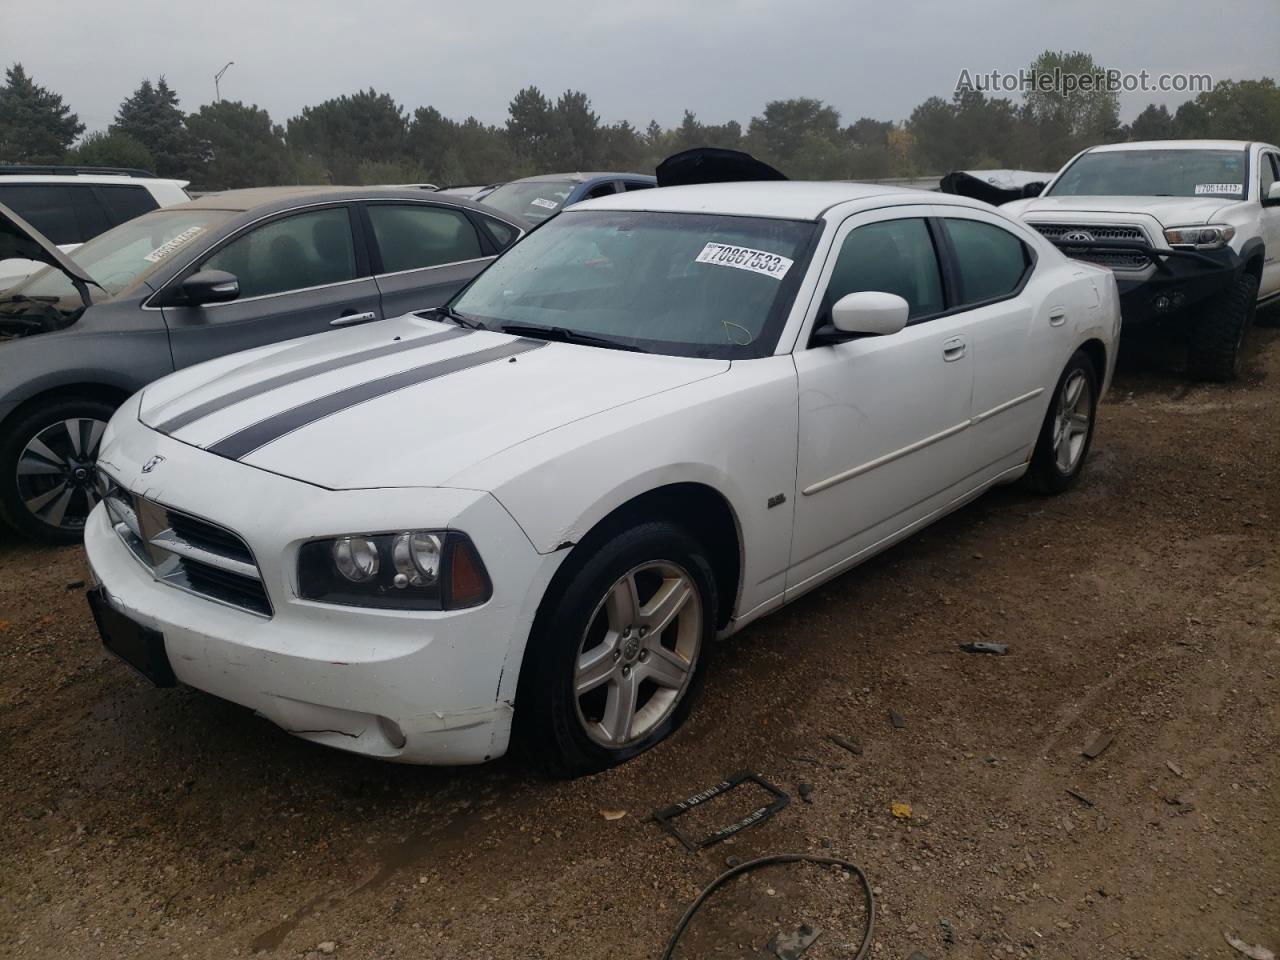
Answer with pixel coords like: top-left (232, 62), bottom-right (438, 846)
top-left (1024, 349), bottom-right (1099, 495)
top-left (520, 521), bottom-right (717, 777)
top-left (0, 399), bottom-right (114, 544)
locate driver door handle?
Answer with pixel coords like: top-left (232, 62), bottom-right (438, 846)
top-left (942, 337), bottom-right (967, 362)
top-left (331, 311), bottom-right (377, 327)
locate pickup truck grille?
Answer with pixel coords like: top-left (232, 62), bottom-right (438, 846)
top-left (1029, 222), bottom-right (1151, 271)
top-left (101, 478), bottom-right (272, 617)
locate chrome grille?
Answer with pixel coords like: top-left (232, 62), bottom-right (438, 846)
top-left (1030, 222), bottom-right (1151, 271)
top-left (102, 478), bottom-right (272, 617)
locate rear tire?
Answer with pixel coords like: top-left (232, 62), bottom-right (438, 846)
top-left (518, 520), bottom-right (717, 778)
top-left (0, 398), bottom-right (114, 544)
top-left (1188, 272), bottom-right (1259, 382)
top-left (1024, 349), bottom-right (1099, 495)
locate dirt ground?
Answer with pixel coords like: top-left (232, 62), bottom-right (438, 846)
top-left (2, 323), bottom-right (1278, 960)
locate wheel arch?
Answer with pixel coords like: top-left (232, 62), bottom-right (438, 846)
top-left (0, 381), bottom-right (132, 436)
top-left (533, 481), bottom-right (744, 634)
top-left (1077, 337), bottom-right (1108, 382)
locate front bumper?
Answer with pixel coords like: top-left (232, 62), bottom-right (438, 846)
top-left (85, 426), bottom-right (561, 765)
top-left (1051, 241), bottom-right (1242, 328)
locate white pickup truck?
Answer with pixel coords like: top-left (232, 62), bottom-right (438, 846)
top-left (1004, 140), bottom-right (1280, 380)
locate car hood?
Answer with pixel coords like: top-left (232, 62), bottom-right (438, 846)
top-left (1010, 195), bottom-right (1235, 227)
top-left (139, 314), bottom-right (730, 490)
top-left (0, 201), bottom-right (98, 299)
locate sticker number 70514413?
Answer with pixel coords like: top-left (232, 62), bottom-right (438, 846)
top-left (695, 242), bottom-right (794, 280)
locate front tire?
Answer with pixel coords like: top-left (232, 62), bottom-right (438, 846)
top-left (519, 521), bottom-right (717, 777)
top-left (1187, 272), bottom-right (1259, 382)
top-left (0, 398), bottom-right (114, 544)
top-left (1024, 349), bottom-right (1099, 495)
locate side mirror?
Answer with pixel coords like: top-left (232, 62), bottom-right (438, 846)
top-left (181, 269), bottom-right (239, 306)
top-left (831, 291), bottom-right (910, 336)
top-left (1267, 182), bottom-right (1280, 204)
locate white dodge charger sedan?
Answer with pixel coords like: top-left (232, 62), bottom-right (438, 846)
top-left (85, 182), bottom-right (1119, 775)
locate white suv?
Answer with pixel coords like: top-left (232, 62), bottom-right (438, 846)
top-left (0, 165), bottom-right (189, 289)
top-left (1005, 140), bottom-right (1280, 380)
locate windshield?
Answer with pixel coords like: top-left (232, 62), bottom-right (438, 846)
top-left (482, 180), bottom-right (578, 222)
top-left (1047, 149), bottom-right (1248, 199)
top-left (13, 208), bottom-right (233, 301)
top-left (451, 209), bottom-right (817, 359)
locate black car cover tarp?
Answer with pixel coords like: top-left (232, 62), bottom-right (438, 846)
top-left (656, 148), bottom-right (788, 187)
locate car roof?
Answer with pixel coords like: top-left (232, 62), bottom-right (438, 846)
top-left (572, 180), bottom-right (937, 220)
top-left (0, 173), bottom-right (189, 188)
top-left (506, 172), bottom-right (656, 185)
top-left (1086, 139), bottom-right (1258, 153)
top-left (173, 185), bottom-right (528, 224)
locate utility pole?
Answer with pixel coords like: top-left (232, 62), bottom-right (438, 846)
top-left (214, 61), bottom-right (234, 103)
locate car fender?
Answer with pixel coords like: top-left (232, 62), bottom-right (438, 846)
top-left (454, 357), bottom-right (801, 623)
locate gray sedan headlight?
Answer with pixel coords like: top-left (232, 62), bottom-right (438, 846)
top-left (298, 530), bottom-right (491, 610)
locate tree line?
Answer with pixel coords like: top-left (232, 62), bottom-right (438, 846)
top-left (1, 52), bottom-right (1277, 193)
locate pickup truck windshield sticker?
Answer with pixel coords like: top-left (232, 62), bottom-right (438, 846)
top-left (143, 226), bottom-right (205, 263)
top-left (1194, 183), bottom-right (1242, 195)
top-left (530, 198), bottom-right (559, 210)
top-left (695, 242), bottom-right (794, 280)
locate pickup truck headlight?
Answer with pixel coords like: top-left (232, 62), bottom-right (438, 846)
top-left (298, 530), bottom-right (491, 610)
top-left (1164, 224), bottom-right (1235, 249)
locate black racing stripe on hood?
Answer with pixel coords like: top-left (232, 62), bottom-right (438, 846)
top-left (155, 326), bottom-right (474, 435)
top-left (207, 338), bottom-right (546, 461)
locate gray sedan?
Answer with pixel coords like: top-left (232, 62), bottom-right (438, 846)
top-left (0, 186), bottom-right (527, 542)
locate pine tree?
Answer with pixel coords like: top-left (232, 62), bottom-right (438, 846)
top-left (112, 77), bottom-right (196, 178)
top-left (0, 63), bottom-right (84, 164)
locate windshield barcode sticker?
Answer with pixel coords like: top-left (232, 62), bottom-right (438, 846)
top-left (143, 227), bottom-right (205, 263)
top-left (695, 243), bottom-right (794, 280)
top-left (529, 197), bottom-right (559, 210)
top-left (1194, 183), bottom-right (1241, 195)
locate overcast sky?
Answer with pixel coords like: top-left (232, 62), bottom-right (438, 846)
top-left (3, 0), bottom-right (1275, 134)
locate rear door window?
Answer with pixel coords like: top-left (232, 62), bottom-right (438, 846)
top-left (366, 203), bottom-right (484, 273)
top-left (95, 184), bottom-right (160, 226)
top-left (942, 218), bottom-right (1032, 305)
top-left (478, 215), bottom-right (519, 250)
top-left (0, 183), bottom-right (111, 244)
top-left (623, 181), bottom-right (655, 192)
top-left (824, 217), bottom-right (945, 321)
top-left (200, 206), bottom-right (358, 299)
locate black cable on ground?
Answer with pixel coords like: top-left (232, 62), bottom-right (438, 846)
top-left (659, 853), bottom-right (876, 960)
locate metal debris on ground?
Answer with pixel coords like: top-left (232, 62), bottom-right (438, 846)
top-left (1066, 788), bottom-right (1095, 807)
top-left (651, 771), bottom-right (789, 852)
top-left (939, 917), bottom-right (956, 944)
top-left (758, 922), bottom-right (823, 959)
top-left (1081, 732), bottom-right (1114, 759)
top-left (659, 854), bottom-right (875, 960)
top-left (828, 734), bottom-right (863, 756)
top-left (889, 710), bottom-right (906, 729)
top-left (1166, 759), bottom-right (1185, 778)
top-left (959, 641), bottom-right (1009, 655)
top-left (1224, 932), bottom-right (1276, 960)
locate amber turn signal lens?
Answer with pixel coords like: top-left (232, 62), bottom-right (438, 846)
top-left (446, 537), bottom-right (491, 608)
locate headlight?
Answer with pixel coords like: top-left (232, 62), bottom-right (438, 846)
top-left (297, 530), bottom-right (491, 610)
top-left (1164, 224), bottom-right (1235, 249)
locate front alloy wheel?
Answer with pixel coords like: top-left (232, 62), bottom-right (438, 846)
top-left (519, 520), bottom-right (718, 777)
top-left (574, 561), bottom-right (702, 748)
top-left (0, 398), bottom-right (115, 543)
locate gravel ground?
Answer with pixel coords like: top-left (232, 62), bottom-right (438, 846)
top-left (1, 322), bottom-right (1277, 960)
